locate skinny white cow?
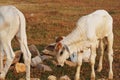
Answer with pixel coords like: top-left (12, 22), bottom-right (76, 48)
top-left (55, 10), bottom-right (113, 80)
top-left (0, 6), bottom-right (31, 80)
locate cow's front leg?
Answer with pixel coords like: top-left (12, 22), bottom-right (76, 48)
top-left (75, 52), bottom-right (82, 80)
top-left (90, 43), bottom-right (97, 80)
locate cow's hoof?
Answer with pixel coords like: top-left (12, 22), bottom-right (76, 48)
top-left (0, 74), bottom-right (5, 80)
top-left (0, 77), bottom-right (5, 80)
top-left (97, 67), bottom-right (102, 72)
top-left (91, 77), bottom-right (95, 80)
top-left (108, 72), bottom-right (113, 80)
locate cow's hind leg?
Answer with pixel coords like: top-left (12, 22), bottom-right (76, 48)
top-left (16, 33), bottom-right (31, 80)
top-left (0, 46), bottom-right (4, 73)
top-left (97, 39), bottom-right (104, 72)
top-left (0, 40), bottom-right (15, 79)
top-left (107, 33), bottom-right (113, 79)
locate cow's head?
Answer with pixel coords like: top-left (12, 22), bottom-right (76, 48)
top-left (54, 42), bottom-right (70, 67)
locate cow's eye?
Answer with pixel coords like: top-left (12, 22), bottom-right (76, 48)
top-left (60, 51), bottom-right (63, 55)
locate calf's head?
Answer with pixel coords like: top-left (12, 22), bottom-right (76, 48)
top-left (55, 42), bottom-right (70, 67)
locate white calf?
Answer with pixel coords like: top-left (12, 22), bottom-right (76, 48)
top-left (0, 6), bottom-right (31, 80)
top-left (55, 10), bottom-right (113, 80)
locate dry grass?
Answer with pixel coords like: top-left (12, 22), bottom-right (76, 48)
top-left (0, 0), bottom-right (120, 80)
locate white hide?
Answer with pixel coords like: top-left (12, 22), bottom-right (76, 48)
top-left (70, 48), bottom-right (91, 63)
top-left (57, 10), bottom-right (113, 80)
top-left (0, 6), bottom-right (31, 80)
top-left (82, 48), bottom-right (91, 62)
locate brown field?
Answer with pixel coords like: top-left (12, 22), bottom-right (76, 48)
top-left (0, 0), bottom-right (120, 80)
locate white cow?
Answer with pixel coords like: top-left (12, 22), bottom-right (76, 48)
top-left (0, 6), bottom-right (31, 80)
top-left (55, 10), bottom-right (113, 80)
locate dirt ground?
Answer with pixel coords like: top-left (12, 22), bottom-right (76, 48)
top-left (0, 0), bottom-right (119, 80)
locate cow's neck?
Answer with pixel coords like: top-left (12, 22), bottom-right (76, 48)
top-left (61, 40), bottom-right (91, 55)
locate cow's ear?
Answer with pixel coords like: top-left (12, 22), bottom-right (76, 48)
top-left (55, 36), bottom-right (65, 43)
top-left (55, 42), bottom-right (62, 52)
top-left (45, 43), bottom-right (56, 51)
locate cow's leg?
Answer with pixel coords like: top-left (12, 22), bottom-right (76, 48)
top-left (75, 52), bottom-right (82, 80)
top-left (107, 33), bottom-right (113, 79)
top-left (90, 42), bottom-right (97, 80)
top-left (16, 34), bottom-right (31, 80)
top-left (0, 53), bottom-right (3, 74)
top-left (97, 39), bottom-right (104, 72)
top-left (0, 41), bottom-right (15, 79)
top-left (0, 46), bottom-right (4, 73)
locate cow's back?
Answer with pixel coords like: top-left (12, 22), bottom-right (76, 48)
top-left (0, 6), bottom-right (20, 40)
top-left (77, 10), bottom-right (113, 40)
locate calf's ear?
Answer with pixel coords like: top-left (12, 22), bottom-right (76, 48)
top-left (55, 42), bottom-right (62, 52)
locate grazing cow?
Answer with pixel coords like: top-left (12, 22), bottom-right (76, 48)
top-left (0, 6), bottom-right (31, 80)
top-left (54, 10), bottom-right (113, 80)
